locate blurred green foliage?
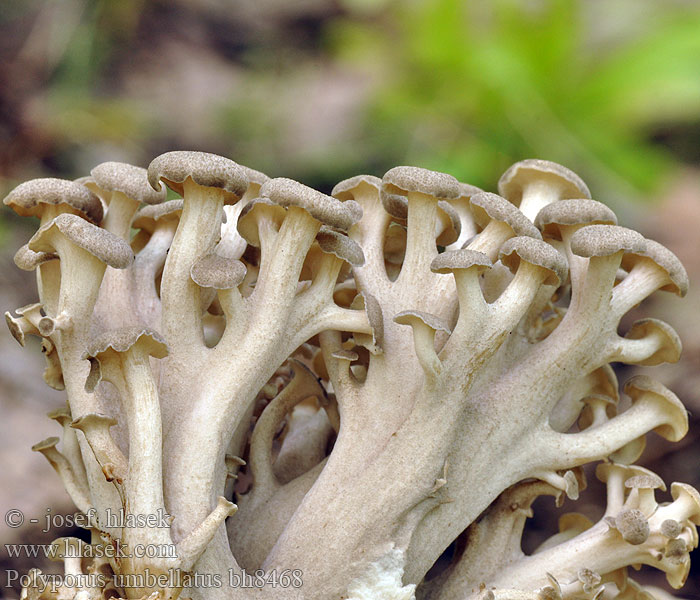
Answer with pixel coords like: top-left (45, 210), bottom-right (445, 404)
top-left (2, 0), bottom-right (700, 207)
top-left (327, 0), bottom-right (700, 200)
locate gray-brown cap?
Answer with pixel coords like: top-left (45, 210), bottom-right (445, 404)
top-left (13, 244), bottom-right (57, 271)
top-left (624, 318), bottom-right (682, 366)
top-left (382, 166), bottom-right (460, 200)
top-left (393, 309), bottom-right (452, 334)
top-left (614, 508), bottom-right (650, 545)
top-left (380, 189), bottom-right (409, 219)
top-left (624, 375), bottom-right (688, 442)
top-left (331, 175), bottom-right (382, 201)
top-left (499, 236), bottom-right (568, 287)
top-left (3, 178), bottom-right (104, 224)
top-left (469, 192), bottom-right (541, 239)
top-left (436, 200), bottom-right (461, 245)
top-left (316, 226), bottom-right (365, 267)
top-left (260, 178), bottom-right (362, 231)
top-left (84, 327), bottom-right (169, 391)
top-left (498, 159), bottom-right (590, 205)
top-left (430, 249), bottom-right (492, 274)
top-left (535, 199), bottom-right (617, 239)
top-left (569, 225), bottom-right (646, 258)
top-left (148, 151), bottom-right (249, 199)
top-left (190, 254), bottom-right (246, 289)
top-left (132, 200), bottom-right (184, 233)
top-left (237, 197), bottom-right (286, 247)
top-left (620, 239), bottom-right (689, 297)
top-left (90, 162), bottom-right (166, 205)
top-left (29, 214), bottom-right (134, 269)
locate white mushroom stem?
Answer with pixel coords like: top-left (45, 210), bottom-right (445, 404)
top-left (218, 202), bottom-right (249, 259)
top-left (50, 235), bottom-right (110, 333)
top-left (248, 364), bottom-right (325, 507)
top-left (452, 268), bottom-right (488, 333)
top-left (541, 395), bottom-right (683, 466)
top-left (492, 262), bottom-right (552, 329)
top-left (605, 335), bottom-right (665, 365)
top-left (33, 441), bottom-right (92, 515)
top-left (70, 415), bottom-right (128, 485)
top-left (407, 320), bottom-right (442, 379)
top-left (518, 179), bottom-right (563, 222)
top-left (102, 191), bottom-right (140, 240)
top-left (397, 192), bottom-right (438, 284)
top-left (49, 410), bottom-right (90, 493)
top-left (160, 179), bottom-right (225, 350)
top-left (176, 497), bottom-right (237, 572)
top-left (132, 221), bottom-right (177, 326)
top-left (350, 196), bottom-right (392, 284)
top-left (98, 346), bottom-right (168, 546)
top-left (467, 221), bottom-right (514, 261)
top-left (611, 259), bottom-right (677, 319)
top-left (37, 259), bottom-right (61, 317)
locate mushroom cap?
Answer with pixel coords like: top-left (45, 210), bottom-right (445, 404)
top-left (260, 178), bottom-right (362, 231)
top-left (13, 244), bottom-right (57, 271)
top-left (237, 197), bottom-right (287, 247)
top-left (3, 178), bottom-right (104, 224)
top-left (430, 249), bottom-right (492, 274)
top-left (614, 508), bottom-right (650, 544)
top-left (624, 318), bottom-right (682, 366)
top-left (90, 161), bottom-right (166, 205)
top-left (570, 224), bottom-right (646, 258)
top-left (620, 239), bottom-right (689, 297)
top-left (316, 226), bottom-right (365, 267)
top-left (70, 413), bottom-right (118, 431)
top-left (670, 482), bottom-right (700, 525)
top-left (499, 236), bottom-right (568, 287)
top-left (624, 470), bottom-right (666, 492)
top-left (623, 375), bottom-right (688, 442)
top-left (131, 199), bottom-right (184, 233)
top-left (240, 165), bottom-right (269, 187)
top-left (350, 291), bottom-right (384, 353)
top-left (456, 182), bottom-right (484, 200)
top-left (29, 214), bottom-right (134, 269)
top-left (436, 200), bottom-right (461, 245)
top-left (393, 309), bottom-right (452, 334)
top-left (84, 327), bottom-right (169, 360)
top-left (148, 150), bottom-right (248, 198)
top-left (498, 159), bottom-right (590, 204)
top-left (382, 166), bottom-right (460, 199)
top-left (469, 192), bottom-right (541, 239)
top-left (577, 394), bottom-right (617, 430)
top-left (380, 189), bottom-right (409, 219)
top-left (190, 253), bottom-right (246, 289)
top-left (535, 199), bottom-right (617, 239)
top-left (331, 175), bottom-right (382, 201)
top-left (31, 436), bottom-right (60, 452)
top-left (660, 519), bottom-right (683, 539)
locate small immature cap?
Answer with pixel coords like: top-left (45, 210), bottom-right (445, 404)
top-left (469, 192), bottom-right (541, 239)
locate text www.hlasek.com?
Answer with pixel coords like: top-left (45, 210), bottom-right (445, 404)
top-left (5, 544), bottom-right (302, 590)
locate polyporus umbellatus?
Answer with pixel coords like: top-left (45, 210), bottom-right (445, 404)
top-left (4, 154), bottom-right (698, 600)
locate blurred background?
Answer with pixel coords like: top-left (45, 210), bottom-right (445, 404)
top-left (1, 0), bottom-right (699, 596)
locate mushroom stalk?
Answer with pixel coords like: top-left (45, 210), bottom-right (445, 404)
top-left (160, 179), bottom-right (224, 350)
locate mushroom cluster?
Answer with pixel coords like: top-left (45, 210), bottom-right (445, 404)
top-left (4, 155), bottom-right (697, 600)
